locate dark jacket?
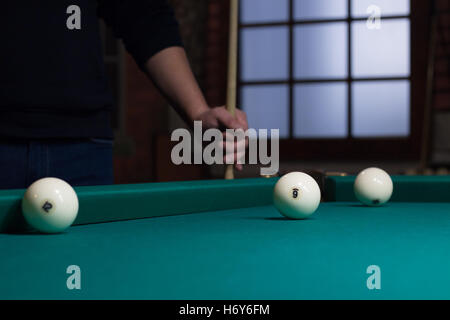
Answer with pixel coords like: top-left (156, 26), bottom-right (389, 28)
top-left (0, 0), bottom-right (182, 139)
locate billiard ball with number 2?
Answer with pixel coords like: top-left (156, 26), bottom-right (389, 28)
top-left (22, 178), bottom-right (79, 233)
top-left (273, 172), bottom-right (321, 219)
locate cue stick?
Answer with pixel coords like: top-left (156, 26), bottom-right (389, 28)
top-left (225, 0), bottom-right (239, 180)
top-left (419, 1), bottom-right (438, 173)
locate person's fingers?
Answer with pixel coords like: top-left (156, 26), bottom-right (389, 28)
top-left (235, 109), bottom-right (249, 131)
top-left (223, 129), bottom-right (247, 140)
top-left (243, 136), bottom-right (249, 148)
top-left (199, 107), bottom-right (248, 171)
top-left (223, 151), bottom-right (246, 165)
top-left (223, 141), bottom-right (246, 161)
top-left (204, 117), bottom-right (219, 129)
top-left (219, 135), bottom-right (248, 153)
top-left (198, 112), bottom-right (219, 129)
top-left (217, 139), bottom-right (246, 153)
top-left (201, 106), bottom-right (249, 132)
top-left (235, 150), bottom-right (246, 164)
top-left (224, 146), bottom-right (246, 159)
top-left (222, 133), bottom-right (247, 152)
top-left (214, 107), bottom-right (241, 130)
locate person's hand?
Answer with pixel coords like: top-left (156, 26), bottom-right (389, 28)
top-left (194, 106), bottom-right (249, 171)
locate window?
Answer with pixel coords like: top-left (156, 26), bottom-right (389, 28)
top-left (238, 0), bottom-right (419, 159)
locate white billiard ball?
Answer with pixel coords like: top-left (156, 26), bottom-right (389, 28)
top-left (354, 168), bottom-right (393, 206)
top-left (273, 172), bottom-right (321, 219)
top-left (22, 178), bottom-right (79, 233)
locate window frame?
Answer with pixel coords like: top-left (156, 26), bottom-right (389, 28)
top-left (237, 0), bottom-right (429, 160)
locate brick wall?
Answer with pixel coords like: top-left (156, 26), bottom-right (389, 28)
top-left (113, 55), bottom-right (168, 184)
top-left (431, 0), bottom-right (450, 165)
top-left (204, 0), bottom-right (229, 107)
top-left (434, 0), bottom-right (450, 110)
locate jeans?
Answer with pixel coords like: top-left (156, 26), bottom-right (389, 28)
top-left (0, 139), bottom-right (114, 190)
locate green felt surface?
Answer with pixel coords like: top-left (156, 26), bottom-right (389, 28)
top-left (2, 202), bottom-right (450, 300)
top-left (325, 175), bottom-right (450, 202)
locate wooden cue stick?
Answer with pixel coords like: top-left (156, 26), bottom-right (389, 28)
top-left (225, 0), bottom-right (239, 180)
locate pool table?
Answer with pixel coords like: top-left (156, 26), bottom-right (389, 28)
top-left (1, 175), bottom-right (450, 300)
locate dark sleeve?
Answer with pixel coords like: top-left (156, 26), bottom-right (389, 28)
top-left (97, 0), bottom-right (183, 69)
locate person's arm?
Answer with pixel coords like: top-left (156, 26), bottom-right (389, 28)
top-left (144, 47), bottom-right (208, 123)
top-left (145, 46), bottom-right (248, 170)
top-left (98, 0), bottom-right (248, 169)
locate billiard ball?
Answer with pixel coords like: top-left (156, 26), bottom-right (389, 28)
top-left (273, 172), bottom-right (321, 219)
top-left (22, 178), bottom-right (79, 233)
top-left (354, 168), bottom-right (393, 206)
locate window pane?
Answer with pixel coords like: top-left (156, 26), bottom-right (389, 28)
top-left (294, 0), bottom-right (348, 20)
top-left (352, 19), bottom-right (410, 78)
top-left (352, 81), bottom-right (410, 137)
top-left (241, 0), bottom-right (289, 23)
top-left (294, 23), bottom-right (348, 79)
top-left (241, 85), bottom-right (290, 138)
top-left (294, 83), bottom-right (348, 138)
top-left (241, 27), bottom-right (289, 81)
top-left (352, 0), bottom-right (410, 17)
